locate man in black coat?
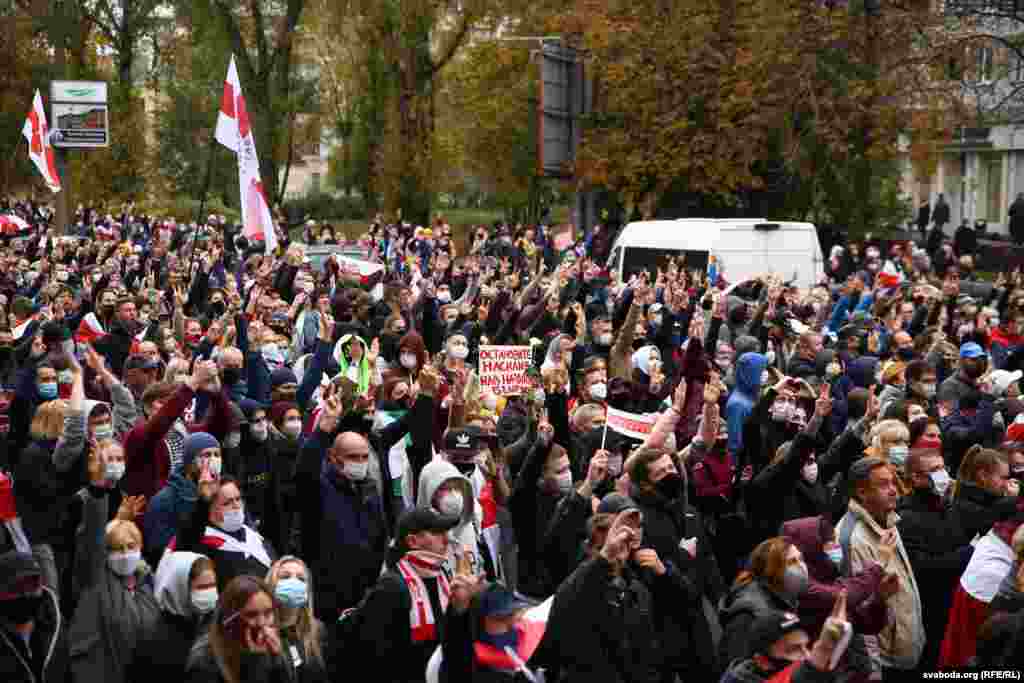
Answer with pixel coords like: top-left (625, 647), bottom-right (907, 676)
top-left (897, 450), bottom-right (974, 669)
top-left (916, 199), bottom-right (931, 238)
top-left (1010, 193), bottom-right (1024, 245)
top-left (627, 444), bottom-right (724, 680)
top-left (933, 193), bottom-right (951, 233)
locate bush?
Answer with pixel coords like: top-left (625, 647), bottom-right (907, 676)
top-left (280, 193), bottom-right (365, 225)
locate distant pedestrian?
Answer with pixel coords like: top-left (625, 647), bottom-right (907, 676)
top-left (1009, 193), bottom-right (1024, 245)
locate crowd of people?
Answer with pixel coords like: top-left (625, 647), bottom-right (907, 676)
top-left (0, 195), bottom-right (1022, 683)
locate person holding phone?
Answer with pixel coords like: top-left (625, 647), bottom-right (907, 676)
top-left (185, 575), bottom-right (291, 683)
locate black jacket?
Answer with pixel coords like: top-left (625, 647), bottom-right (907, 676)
top-left (509, 438), bottom-right (564, 599)
top-left (0, 587), bottom-right (69, 683)
top-left (351, 568), bottom-right (444, 683)
top-left (718, 578), bottom-right (795, 666)
top-left (897, 488), bottom-right (974, 667)
top-left (128, 610), bottom-right (205, 683)
top-left (747, 432), bottom-right (829, 544)
top-left (539, 556), bottom-right (661, 683)
top-left (185, 633), bottom-right (293, 683)
top-left (952, 482), bottom-right (1020, 541)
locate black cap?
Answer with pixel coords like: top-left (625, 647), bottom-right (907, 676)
top-left (747, 610), bottom-right (804, 656)
top-left (596, 493), bottom-right (640, 515)
top-left (396, 508), bottom-right (460, 544)
top-left (41, 321), bottom-right (70, 345)
top-left (124, 354), bottom-right (160, 371)
top-left (477, 583), bottom-right (535, 618)
top-left (443, 428), bottom-right (478, 456)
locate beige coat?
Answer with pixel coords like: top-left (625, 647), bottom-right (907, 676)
top-left (840, 499), bottom-right (925, 671)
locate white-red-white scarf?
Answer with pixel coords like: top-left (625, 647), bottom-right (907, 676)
top-left (397, 551), bottom-right (450, 642)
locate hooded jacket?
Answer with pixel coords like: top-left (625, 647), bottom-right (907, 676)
top-left (0, 584), bottom-right (67, 683)
top-left (726, 352), bottom-right (767, 456)
top-left (143, 472), bottom-right (198, 565)
top-left (128, 551), bottom-right (208, 682)
top-left (417, 459), bottom-right (487, 576)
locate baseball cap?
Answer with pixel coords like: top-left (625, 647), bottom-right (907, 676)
top-left (960, 342), bottom-right (986, 359)
top-left (596, 493), bottom-right (640, 515)
top-left (477, 583), bottom-right (535, 618)
top-left (396, 508), bottom-right (460, 543)
top-left (747, 610), bottom-right (805, 657)
top-left (990, 369), bottom-right (1023, 397)
top-left (443, 428), bottom-right (478, 456)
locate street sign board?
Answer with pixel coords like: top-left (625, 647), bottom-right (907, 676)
top-left (50, 81), bottom-right (109, 148)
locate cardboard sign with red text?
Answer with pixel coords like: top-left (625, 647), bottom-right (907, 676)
top-left (605, 407), bottom-right (658, 440)
top-left (478, 346), bottom-right (532, 396)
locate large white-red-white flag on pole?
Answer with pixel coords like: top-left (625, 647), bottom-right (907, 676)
top-left (214, 56), bottom-right (278, 253)
top-left (22, 90), bottom-right (61, 193)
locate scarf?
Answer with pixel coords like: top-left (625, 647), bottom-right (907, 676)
top-left (396, 551), bottom-right (450, 643)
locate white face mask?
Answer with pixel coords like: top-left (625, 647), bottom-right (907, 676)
top-left (438, 491), bottom-right (464, 517)
top-left (283, 419), bottom-right (302, 438)
top-left (191, 588), bottom-right (218, 614)
top-left (589, 382), bottom-right (607, 400)
top-left (449, 344), bottom-right (469, 360)
top-left (483, 394), bottom-right (498, 411)
top-left (929, 469), bottom-right (951, 497)
top-left (761, 370), bottom-right (771, 386)
top-left (825, 544), bottom-right (843, 567)
top-left (107, 550), bottom-right (141, 577)
top-left (224, 432), bottom-right (241, 449)
top-left (205, 457), bottom-right (222, 478)
top-left (343, 460), bottom-right (368, 481)
top-left (250, 421), bottom-right (269, 442)
top-left (437, 291), bottom-right (452, 304)
top-left (888, 445), bottom-right (909, 466)
top-left (104, 461), bottom-right (126, 482)
top-left (597, 333), bottom-right (613, 346)
top-left (220, 506), bottom-right (245, 533)
top-left (801, 461), bottom-right (819, 484)
top-left (400, 352), bottom-right (418, 369)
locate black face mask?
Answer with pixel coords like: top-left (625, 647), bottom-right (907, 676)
top-left (655, 473), bottom-right (683, 500)
top-left (0, 593), bottom-right (43, 625)
top-left (221, 368), bottom-right (242, 386)
top-left (897, 347), bottom-right (915, 361)
top-left (452, 461), bottom-right (476, 477)
top-left (209, 301), bottom-right (226, 318)
top-left (760, 654), bottom-right (799, 676)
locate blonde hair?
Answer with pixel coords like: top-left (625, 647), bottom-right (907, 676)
top-left (105, 519), bottom-right (142, 550)
top-left (953, 445), bottom-right (1006, 498)
top-left (30, 399), bottom-right (70, 441)
top-left (870, 419), bottom-right (909, 452)
top-left (265, 557), bottom-right (322, 664)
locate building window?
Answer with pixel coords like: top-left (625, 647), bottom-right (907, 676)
top-left (975, 44), bottom-right (995, 83)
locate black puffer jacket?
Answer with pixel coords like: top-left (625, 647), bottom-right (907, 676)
top-left (718, 578), bottom-right (796, 667)
top-left (747, 432), bottom-right (829, 545)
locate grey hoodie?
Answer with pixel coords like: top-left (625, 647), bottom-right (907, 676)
top-left (416, 459), bottom-right (484, 574)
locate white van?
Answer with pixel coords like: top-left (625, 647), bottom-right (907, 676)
top-left (606, 218), bottom-right (824, 289)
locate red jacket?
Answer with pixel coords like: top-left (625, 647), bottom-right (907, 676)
top-left (122, 384), bottom-right (237, 500)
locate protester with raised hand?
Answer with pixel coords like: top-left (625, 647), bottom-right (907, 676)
top-left (68, 439), bottom-right (159, 683)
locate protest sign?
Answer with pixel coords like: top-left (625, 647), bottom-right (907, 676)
top-left (605, 406), bottom-right (657, 440)
top-left (479, 345), bottom-right (532, 396)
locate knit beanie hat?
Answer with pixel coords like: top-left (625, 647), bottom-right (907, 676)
top-left (183, 432), bottom-right (220, 468)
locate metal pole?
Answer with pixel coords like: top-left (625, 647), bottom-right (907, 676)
top-left (187, 139), bottom-right (218, 280)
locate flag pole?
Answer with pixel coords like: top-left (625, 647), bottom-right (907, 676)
top-left (187, 138), bottom-right (218, 283)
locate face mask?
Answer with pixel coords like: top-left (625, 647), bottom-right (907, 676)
top-left (761, 370), bottom-right (771, 386)
top-left (825, 545), bottom-right (843, 567)
top-left (262, 343), bottom-right (284, 367)
top-left (104, 461), bottom-right (126, 482)
top-left (929, 469), bottom-right (952, 497)
top-left (224, 432), bottom-right (241, 450)
top-left (897, 347), bottom-right (915, 361)
top-left (655, 473), bottom-right (682, 500)
top-left (483, 394), bottom-right (498, 411)
top-left (801, 461), bottom-right (819, 484)
top-left (770, 402), bottom-right (793, 422)
top-left (782, 564), bottom-right (809, 599)
top-left (274, 577), bottom-right (309, 609)
top-left (438, 491), bottom-right (464, 517)
top-left (221, 367), bottom-right (242, 386)
top-left (597, 333), bottom-right (613, 346)
top-left (250, 422), bottom-right (268, 442)
top-left (888, 445), bottom-right (909, 466)
top-left (343, 460), bottom-right (368, 481)
top-left (590, 382), bottom-right (607, 401)
top-left (220, 506), bottom-right (245, 533)
top-left (93, 424), bottom-right (114, 441)
top-left (37, 382), bottom-right (58, 400)
top-left (0, 593), bottom-right (43, 624)
top-left (107, 550), bottom-right (141, 577)
top-left (532, 388), bottom-right (546, 405)
top-left (437, 291), bottom-right (452, 304)
top-left (205, 457), bottom-right (223, 478)
top-left (283, 419), bottom-right (303, 438)
top-left (57, 369), bottom-right (73, 385)
top-left (400, 352), bottom-right (418, 369)
top-left (555, 471), bottom-right (573, 495)
top-left (191, 588), bottom-right (218, 614)
top-left (449, 344), bottom-right (469, 360)
top-left (652, 314), bottom-right (663, 326)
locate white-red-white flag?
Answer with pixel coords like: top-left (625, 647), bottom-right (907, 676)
top-left (22, 90), bottom-right (61, 193)
top-left (215, 56), bottom-right (278, 254)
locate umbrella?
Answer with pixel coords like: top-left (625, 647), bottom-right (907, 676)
top-left (0, 215), bottom-right (30, 235)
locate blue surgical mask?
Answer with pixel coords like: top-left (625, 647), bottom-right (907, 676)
top-left (888, 445), bottom-right (909, 466)
top-left (825, 545), bottom-right (843, 567)
top-left (37, 381), bottom-right (58, 400)
top-left (275, 577), bottom-right (308, 608)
